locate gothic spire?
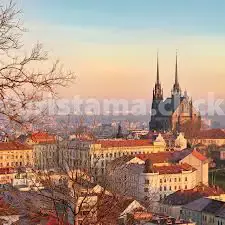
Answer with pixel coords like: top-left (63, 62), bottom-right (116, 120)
top-left (153, 52), bottom-right (163, 100)
top-left (172, 51), bottom-right (181, 96)
top-left (175, 51), bottom-right (178, 85)
top-left (156, 51), bottom-right (159, 84)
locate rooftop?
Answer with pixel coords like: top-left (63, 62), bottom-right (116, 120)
top-left (153, 163), bottom-right (195, 175)
top-left (164, 185), bottom-right (224, 206)
top-left (183, 197), bottom-right (212, 212)
top-left (137, 152), bottom-right (173, 164)
top-left (30, 132), bottom-right (56, 144)
top-left (137, 148), bottom-right (207, 164)
top-left (0, 141), bottom-right (31, 151)
top-left (195, 129), bottom-right (225, 139)
top-left (203, 199), bottom-right (225, 214)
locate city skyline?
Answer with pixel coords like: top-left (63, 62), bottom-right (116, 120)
top-left (20, 0), bottom-right (225, 100)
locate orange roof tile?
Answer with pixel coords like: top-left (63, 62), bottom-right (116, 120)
top-left (196, 129), bottom-right (225, 139)
top-left (31, 132), bottom-right (56, 144)
top-left (0, 167), bottom-right (15, 174)
top-left (153, 163), bottom-right (195, 175)
top-left (0, 142), bottom-right (31, 151)
top-left (137, 152), bottom-right (173, 163)
top-left (192, 149), bottom-right (207, 162)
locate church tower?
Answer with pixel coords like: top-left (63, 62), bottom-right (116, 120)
top-left (149, 54), bottom-right (163, 130)
top-left (172, 52), bottom-right (181, 97)
top-left (153, 53), bottom-right (163, 101)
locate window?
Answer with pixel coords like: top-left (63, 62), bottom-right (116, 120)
top-left (144, 187), bottom-right (148, 193)
top-left (174, 178), bottom-right (177, 182)
top-left (164, 179), bottom-right (166, 183)
top-left (160, 186), bottom-right (162, 191)
top-left (174, 186), bottom-right (177, 190)
top-left (164, 186), bottom-right (167, 191)
top-left (185, 185), bottom-right (187, 189)
top-left (145, 179), bottom-right (149, 184)
top-left (160, 179), bottom-right (162, 183)
top-left (179, 178), bottom-right (181, 182)
top-left (185, 177), bottom-right (187, 182)
top-left (169, 186), bottom-right (171, 191)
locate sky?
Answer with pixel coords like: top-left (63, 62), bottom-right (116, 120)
top-left (18, 0), bottom-right (225, 100)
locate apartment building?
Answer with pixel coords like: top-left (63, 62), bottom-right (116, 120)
top-left (61, 137), bottom-right (167, 178)
top-left (108, 149), bottom-right (209, 201)
top-left (0, 142), bottom-right (33, 168)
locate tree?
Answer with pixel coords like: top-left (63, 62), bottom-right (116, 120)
top-left (180, 119), bottom-right (202, 146)
top-left (0, 0), bottom-right (74, 135)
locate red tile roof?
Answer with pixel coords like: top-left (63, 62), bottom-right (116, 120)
top-left (137, 149), bottom-right (207, 164)
top-left (196, 129), bottom-right (225, 139)
top-left (136, 152), bottom-right (174, 163)
top-left (94, 139), bottom-right (153, 148)
top-left (0, 142), bottom-right (31, 151)
top-left (0, 167), bottom-right (15, 174)
top-left (163, 184), bottom-right (225, 205)
top-left (192, 149), bottom-right (207, 162)
top-left (31, 132), bottom-right (56, 144)
top-left (153, 163), bottom-right (195, 175)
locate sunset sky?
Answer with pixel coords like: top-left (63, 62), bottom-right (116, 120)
top-left (19, 0), bottom-right (225, 101)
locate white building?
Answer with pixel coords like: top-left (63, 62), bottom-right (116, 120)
top-left (108, 149), bottom-right (208, 201)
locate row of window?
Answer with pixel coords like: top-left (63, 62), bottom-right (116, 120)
top-left (144, 185), bottom-right (188, 194)
top-left (0, 155), bottom-right (30, 160)
top-left (0, 161), bottom-right (28, 167)
top-left (145, 177), bottom-right (188, 185)
top-left (160, 177), bottom-right (188, 183)
top-left (93, 150), bottom-right (151, 159)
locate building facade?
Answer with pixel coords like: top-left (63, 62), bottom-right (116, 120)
top-left (61, 138), bottom-right (166, 179)
top-left (0, 142), bottom-right (33, 168)
top-left (108, 149), bottom-right (209, 201)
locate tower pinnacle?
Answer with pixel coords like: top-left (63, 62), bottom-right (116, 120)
top-left (156, 51), bottom-right (159, 84)
top-left (153, 52), bottom-right (163, 100)
top-left (172, 51), bottom-right (181, 96)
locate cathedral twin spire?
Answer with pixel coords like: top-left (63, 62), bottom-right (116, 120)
top-left (153, 52), bottom-right (163, 101)
top-left (172, 52), bottom-right (181, 96)
top-left (153, 52), bottom-right (181, 101)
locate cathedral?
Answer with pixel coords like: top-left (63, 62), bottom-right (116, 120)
top-left (149, 54), bottom-right (201, 132)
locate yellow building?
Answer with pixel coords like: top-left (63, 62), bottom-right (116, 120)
top-left (61, 138), bottom-right (166, 179)
top-left (0, 142), bottom-right (33, 168)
